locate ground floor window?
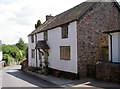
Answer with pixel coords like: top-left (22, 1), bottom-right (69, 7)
top-left (31, 49), bottom-right (35, 58)
top-left (60, 46), bottom-right (70, 60)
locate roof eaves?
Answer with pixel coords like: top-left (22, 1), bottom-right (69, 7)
top-left (34, 19), bottom-right (79, 35)
top-left (28, 29), bottom-right (36, 37)
top-left (114, 2), bottom-right (120, 11)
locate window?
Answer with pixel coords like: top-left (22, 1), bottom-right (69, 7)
top-left (61, 24), bottom-right (68, 39)
top-left (60, 46), bottom-right (70, 60)
top-left (31, 35), bottom-right (34, 43)
top-left (44, 31), bottom-right (48, 41)
top-left (31, 49), bottom-right (35, 58)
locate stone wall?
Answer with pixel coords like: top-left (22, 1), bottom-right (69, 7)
top-left (77, 2), bottom-right (120, 78)
top-left (96, 61), bottom-right (120, 83)
top-left (49, 68), bottom-right (79, 80)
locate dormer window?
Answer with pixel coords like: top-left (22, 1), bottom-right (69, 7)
top-left (61, 24), bottom-right (68, 39)
top-left (44, 31), bottom-right (48, 41)
top-left (31, 35), bottom-right (34, 43)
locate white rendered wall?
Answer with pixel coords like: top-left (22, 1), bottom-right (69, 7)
top-left (0, 41), bottom-right (2, 61)
top-left (28, 35), bottom-right (36, 67)
top-left (28, 21), bottom-right (78, 73)
top-left (109, 32), bottom-right (120, 63)
top-left (118, 33), bottom-right (120, 62)
top-left (112, 33), bottom-right (119, 62)
top-left (47, 21), bottom-right (77, 74)
top-left (36, 33), bottom-right (44, 67)
top-left (28, 33), bottom-right (45, 67)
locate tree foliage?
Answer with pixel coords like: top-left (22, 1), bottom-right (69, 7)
top-left (3, 54), bottom-right (12, 65)
top-left (16, 38), bottom-right (27, 59)
top-left (35, 20), bottom-right (42, 29)
top-left (2, 44), bottom-right (23, 65)
top-left (0, 40), bottom-right (2, 52)
top-left (16, 38), bottom-right (27, 51)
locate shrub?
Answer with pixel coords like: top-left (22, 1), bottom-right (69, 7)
top-left (3, 54), bottom-right (12, 65)
top-left (26, 66), bottom-right (40, 72)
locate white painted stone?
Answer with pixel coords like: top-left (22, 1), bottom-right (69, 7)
top-left (28, 21), bottom-right (78, 74)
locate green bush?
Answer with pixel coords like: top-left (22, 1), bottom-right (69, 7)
top-left (2, 45), bottom-right (23, 62)
top-left (3, 54), bottom-right (12, 65)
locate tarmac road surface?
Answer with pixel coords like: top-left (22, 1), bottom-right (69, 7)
top-left (1, 65), bottom-right (58, 88)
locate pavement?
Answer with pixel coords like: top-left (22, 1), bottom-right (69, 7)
top-left (24, 70), bottom-right (74, 86)
top-left (24, 69), bottom-right (120, 88)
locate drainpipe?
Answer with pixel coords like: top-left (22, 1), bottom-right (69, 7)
top-left (108, 33), bottom-right (113, 63)
top-left (35, 34), bottom-right (38, 67)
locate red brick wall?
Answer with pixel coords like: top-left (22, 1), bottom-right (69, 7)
top-left (77, 2), bottom-right (120, 78)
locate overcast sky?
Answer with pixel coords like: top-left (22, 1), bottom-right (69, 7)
top-left (0, 0), bottom-right (119, 44)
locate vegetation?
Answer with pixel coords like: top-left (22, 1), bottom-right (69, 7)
top-left (35, 20), bottom-right (42, 29)
top-left (2, 38), bottom-right (28, 66)
top-left (16, 38), bottom-right (27, 58)
top-left (43, 60), bottom-right (49, 75)
top-left (0, 40), bottom-right (2, 52)
top-left (26, 66), bottom-right (40, 72)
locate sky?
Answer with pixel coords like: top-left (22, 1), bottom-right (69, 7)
top-left (0, 0), bottom-right (119, 44)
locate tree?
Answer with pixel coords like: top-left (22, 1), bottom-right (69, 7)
top-left (35, 20), bottom-right (42, 29)
top-left (16, 38), bottom-right (27, 59)
top-left (16, 38), bottom-right (27, 51)
top-left (2, 45), bottom-right (23, 65)
top-left (0, 40), bottom-right (2, 52)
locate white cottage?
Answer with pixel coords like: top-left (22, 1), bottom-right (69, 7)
top-left (28, 1), bottom-right (120, 79)
top-left (28, 21), bottom-right (78, 74)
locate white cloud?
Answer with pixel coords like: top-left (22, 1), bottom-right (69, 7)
top-left (0, 0), bottom-right (119, 44)
top-left (0, 0), bottom-right (86, 44)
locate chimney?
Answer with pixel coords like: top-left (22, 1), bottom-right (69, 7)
top-left (46, 15), bottom-right (53, 21)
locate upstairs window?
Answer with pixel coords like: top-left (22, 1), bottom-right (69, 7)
top-left (61, 24), bottom-right (68, 39)
top-left (60, 46), bottom-right (70, 60)
top-left (31, 35), bottom-right (34, 43)
top-left (44, 31), bottom-right (48, 41)
top-left (31, 49), bottom-right (35, 58)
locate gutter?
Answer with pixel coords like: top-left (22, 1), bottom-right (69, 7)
top-left (35, 34), bottom-right (38, 67)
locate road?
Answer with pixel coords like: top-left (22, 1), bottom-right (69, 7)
top-left (1, 65), bottom-right (58, 88)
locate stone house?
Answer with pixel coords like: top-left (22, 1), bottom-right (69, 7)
top-left (28, 0), bottom-right (120, 79)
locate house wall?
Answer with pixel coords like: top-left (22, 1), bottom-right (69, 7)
top-left (111, 33), bottom-right (119, 62)
top-left (36, 33), bottom-right (44, 67)
top-left (28, 35), bottom-right (36, 67)
top-left (118, 33), bottom-right (120, 62)
top-left (28, 21), bottom-right (77, 74)
top-left (77, 2), bottom-right (120, 78)
top-left (0, 52), bottom-right (2, 61)
top-left (0, 41), bottom-right (2, 61)
top-left (47, 21), bottom-right (77, 74)
top-left (109, 32), bottom-right (120, 63)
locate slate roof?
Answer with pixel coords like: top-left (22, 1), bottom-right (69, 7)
top-left (28, 2), bottom-right (96, 36)
top-left (28, 0), bottom-right (120, 36)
